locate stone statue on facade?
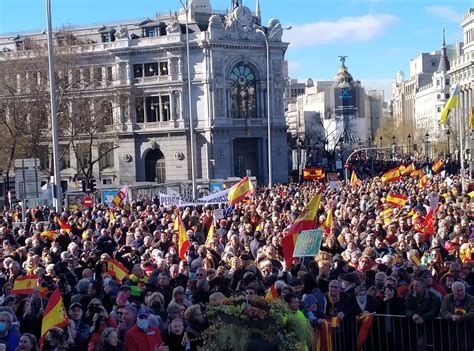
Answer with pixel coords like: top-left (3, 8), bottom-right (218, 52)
top-left (267, 18), bottom-right (283, 41)
top-left (208, 15), bottom-right (224, 40)
top-left (166, 17), bottom-right (181, 34)
top-left (115, 24), bottom-right (129, 39)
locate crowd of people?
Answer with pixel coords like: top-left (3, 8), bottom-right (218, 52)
top-left (0, 161), bottom-right (473, 351)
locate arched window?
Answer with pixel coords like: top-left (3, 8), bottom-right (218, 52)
top-left (230, 64), bottom-right (257, 119)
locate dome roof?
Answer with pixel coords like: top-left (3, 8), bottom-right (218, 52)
top-left (334, 61), bottom-right (353, 87)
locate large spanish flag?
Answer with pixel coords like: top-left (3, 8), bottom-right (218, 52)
top-left (303, 168), bottom-right (325, 181)
top-left (385, 193), bottom-right (408, 208)
top-left (40, 288), bottom-right (68, 345)
top-left (40, 230), bottom-right (58, 241)
top-left (175, 214), bottom-right (190, 260)
top-left (431, 159), bottom-right (444, 174)
top-left (228, 176), bottom-right (254, 206)
top-left (12, 275), bottom-right (38, 295)
top-left (282, 192), bottom-right (322, 266)
top-left (400, 163), bottom-right (415, 176)
top-left (56, 217), bottom-right (71, 233)
top-left (381, 167), bottom-right (401, 183)
top-left (107, 258), bottom-right (129, 282)
top-left (418, 174), bottom-right (428, 189)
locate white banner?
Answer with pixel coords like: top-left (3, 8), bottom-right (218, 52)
top-left (159, 188), bottom-right (231, 208)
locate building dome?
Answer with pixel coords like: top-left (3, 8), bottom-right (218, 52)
top-left (334, 57), bottom-right (353, 87)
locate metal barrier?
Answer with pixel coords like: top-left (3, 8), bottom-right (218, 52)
top-left (326, 314), bottom-right (474, 351)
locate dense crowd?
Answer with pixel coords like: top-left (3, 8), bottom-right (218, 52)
top-left (0, 162), bottom-right (473, 351)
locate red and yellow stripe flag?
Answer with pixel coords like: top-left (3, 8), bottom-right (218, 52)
top-left (382, 208), bottom-right (393, 224)
top-left (357, 312), bottom-right (375, 351)
top-left (175, 214), bottom-right (190, 260)
top-left (56, 217), bottom-right (71, 233)
top-left (350, 170), bottom-right (360, 188)
top-left (282, 191), bottom-right (322, 267)
top-left (107, 258), bottom-right (129, 282)
top-left (323, 208), bottom-right (333, 236)
top-left (385, 193), bottom-right (408, 208)
top-left (40, 230), bottom-right (58, 241)
top-left (410, 254), bottom-right (422, 267)
top-left (410, 168), bottom-right (425, 178)
top-left (327, 316), bottom-right (340, 328)
top-left (418, 175), bottom-right (428, 189)
top-left (228, 176), bottom-right (254, 206)
top-left (469, 105), bottom-right (474, 129)
top-left (431, 159), bottom-right (444, 174)
top-left (12, 275), bottom-right (38, 295)
top-left (205, 217), bottom-right (216, 248)
top-left (381, 167), bottom-right (401, 183)
top-left (400, 163), bottom-right (415, 176)
top-left (40, 288), bottom-right (68, 345)
top-left (265, 284), bottom-right (278, 301)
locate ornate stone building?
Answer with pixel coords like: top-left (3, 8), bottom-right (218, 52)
top-left (0, 0), bottom-right (289, 189)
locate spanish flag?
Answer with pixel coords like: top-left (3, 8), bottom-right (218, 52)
top-left (410, 168), bottom-right (425, 178)
top-left (385, 193), bottom-right (408, 208)
top-left (418, 174), bottom-right (428, 189)
top-left (56, 217), bottom-right (71, 233)
top-left (40, 288), bottom-right (68, 345)
top-left (228, 176), bottom-right (254, 206)
top-left (327, 316), bottom-right (340, 328)
top-left (107, 258), bottom-right (129, 282)
top-left (205, 217), bottom-right (216, 248)
top-left (323, 208), bottom-right (333, 236)
top-left (381, 167), bottom-right (401, 183)
top-left (432, 159), bottom-right (444, 174)
top-left (410, 254), bottom-right (422, 267)
top-left (382, 208), bottom-right (393, 224)
top-left (440, 83), bottom-right (459, 125)
top-left (400, 163), bottom-right (415, 176)
top-left (175, 214), bottom-right (190, 260)
top-left (265, 284), bottom-right (278, 301)
top-left (421, 209), bottom-right (435, 238)
top-left (282, 191), bottom-right (322, 266)
top-left (40, 230), bottom-right (58, 241)
top-left (12, 275), bottom-right (38, 295)
top-left (350, 170), bottom-right (360, 188)
top-left (357, 312), bottom-right (375, 351)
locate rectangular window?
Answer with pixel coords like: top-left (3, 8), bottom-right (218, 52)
top-left (446, 94), bottom-right (450, 99)
top-left (76, 144), bottom-right (90, 170)
top-left (144, 63), bottom-right (159, 77)
top-left (106, 66), bottom-right (113, 81)
top-left (59, 144), bottom-right (70, 170)
top-left (101, 33), bottom-right (111, 43)
top-left (161, 95), bottom-right (170, 121)
top-left (83, 68), bottom-right (91, 87)
top-left (133, 64), bottom-right (143, 78)
top-left (135, 97), bottom-right (144, 123)
top-left (445, 79), bottom-right (450, 85)
top-left (437, 94), bottom-right (441, 99)
top-left (94, 67), bottom-right (102, 84)
top-left (145, 96), bottom-right (159, 122)
top-left (99, 143), bottom-right (115, 170)
top-left (437, 106), bottom-right (442, 112)
top-left (145, 27), bottom-right (156, 37)
top-left (159, 62), bottom-right (168, 76)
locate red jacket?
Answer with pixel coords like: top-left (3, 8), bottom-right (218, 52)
top-left (125, 325), bottom-right (163, 351)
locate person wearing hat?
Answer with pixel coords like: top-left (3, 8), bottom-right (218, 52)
top-left (340, 273), bottom-right (357, 296)
top-left (68, 302), bottom-right (90, 351)
top-left (124, 308), bottom-right (166, 351)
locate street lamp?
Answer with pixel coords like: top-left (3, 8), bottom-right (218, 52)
top-left (256, 24), bottom-right (291, 188)
top-left (391, 135), bottom-right (396, 160)
top-left (179, 0), bottom-right (197, 199)
top-left (424, 132), bottom-right (430, 161)
top-left (379, 136), bottom-right (383, 147)
top-left (407, 133), bottom-right (412, 157)
top-left (446, 129), bottom-right (451, 156)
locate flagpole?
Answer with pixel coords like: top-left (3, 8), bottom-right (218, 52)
top-left (460, 106), bottom-right (466, 193)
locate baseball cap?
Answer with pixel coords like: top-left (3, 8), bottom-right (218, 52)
top-left (69, 302), bottom-right (83, 311)
top-left (137, 308), bottom-right (151, 317)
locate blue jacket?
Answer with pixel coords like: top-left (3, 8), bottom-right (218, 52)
top-left (0, 330), bottom-right (20, 351)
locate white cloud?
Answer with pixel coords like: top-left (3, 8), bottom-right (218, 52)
top-left (283, 14), bottom-right (398, 48)
top-left (425, 6), bottom-right (464, 22)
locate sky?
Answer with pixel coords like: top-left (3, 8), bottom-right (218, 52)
top-left (0, 0), bottom-right (471, 100)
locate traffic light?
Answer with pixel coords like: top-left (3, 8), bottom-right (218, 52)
top-left (88, 178), bottom-right (97, 193)
top-left (81, 179), bottom-right (87, 193)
